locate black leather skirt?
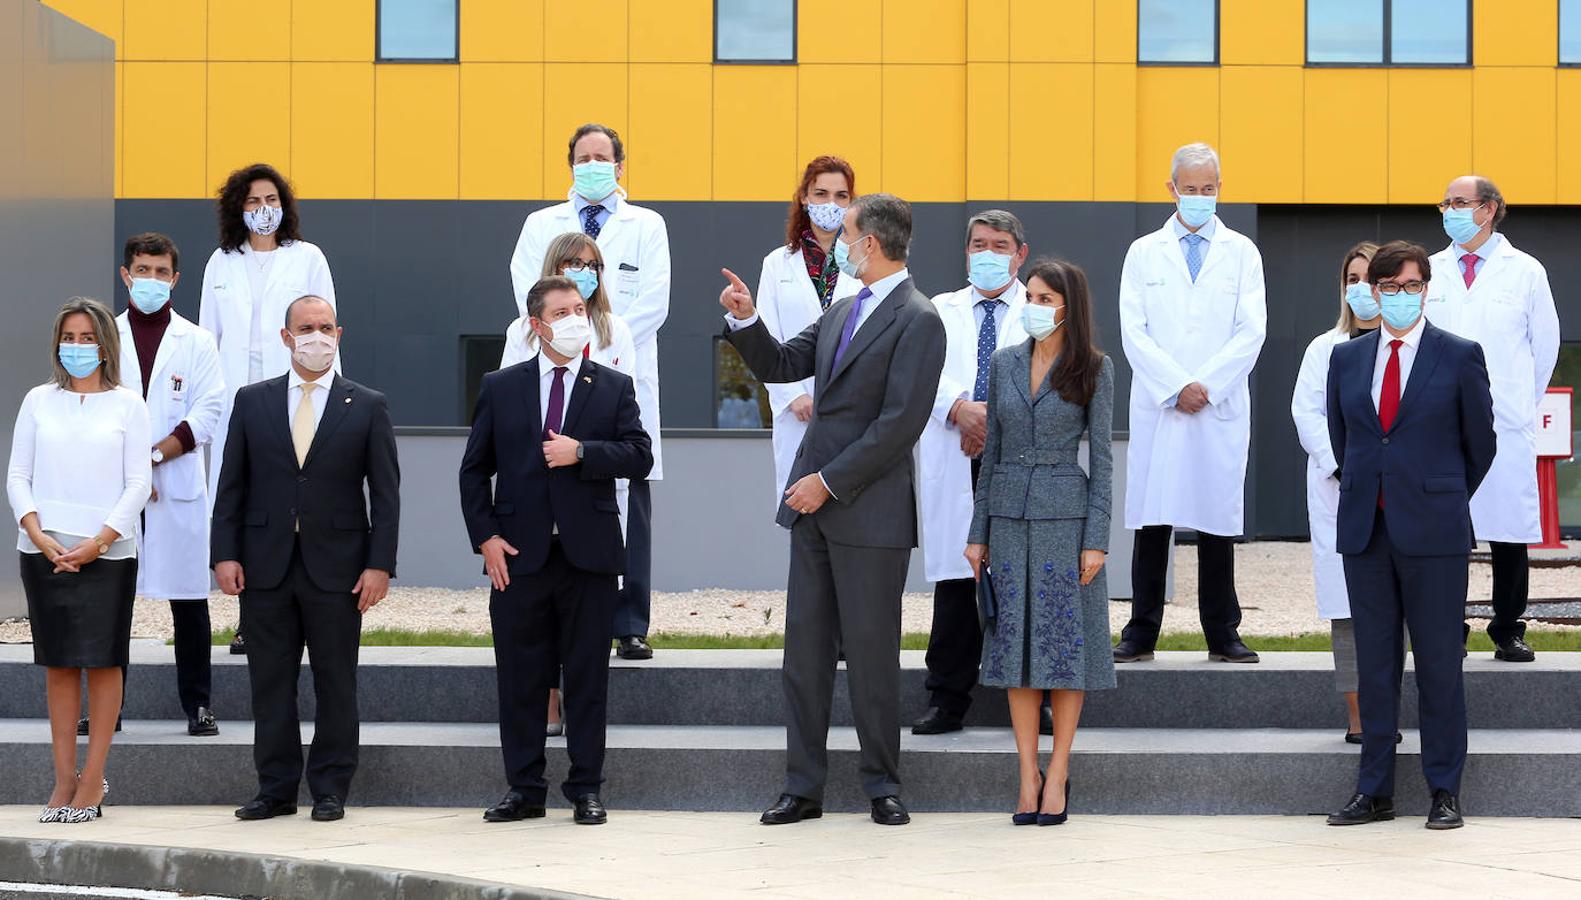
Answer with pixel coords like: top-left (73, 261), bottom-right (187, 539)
top-left (20, 552), bottom-right (136, 668)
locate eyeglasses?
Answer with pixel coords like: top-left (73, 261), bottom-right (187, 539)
top-left (1436, 199), bottom-right (1485, 213)
top-left (562, 258), bottom-right (604, 273)
top-left (1375, 280), bottom-right (1427, 296)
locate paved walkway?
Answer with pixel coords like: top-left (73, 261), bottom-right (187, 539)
top-left (3, 807), bottom-right (1580, 898)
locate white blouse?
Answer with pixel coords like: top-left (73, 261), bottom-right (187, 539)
top-left (7, 384), bottom-right (152, 558)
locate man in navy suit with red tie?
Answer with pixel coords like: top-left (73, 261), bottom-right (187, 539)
top-left (459, 276), bottom-right (653, 826)
top-left (1323, 241), bottom-right (1496, 831)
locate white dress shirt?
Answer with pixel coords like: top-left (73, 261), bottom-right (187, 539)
top-left (1370, 314), bottom-right (1427, 413)
top-left (287, 366), bottom-right (334, 429)
top-left (538, 350), bottom-right (585, 433)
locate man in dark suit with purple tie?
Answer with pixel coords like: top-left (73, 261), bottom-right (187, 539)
top-left (1323, 241), bottom-right (1496, 831)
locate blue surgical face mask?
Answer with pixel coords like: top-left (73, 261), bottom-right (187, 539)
top-left (1442, 206), bottom-right (1483, 246)
top-left (806, 201), bottom-right (846, 233)
top-left (572, 161), bottom-right (618, 201)
top-left (563, 265), bottom-right (599, 299)
top-left (1175, 192), bottom-right (1217, 229)
top-left (1380, 291), bottom-right (1423, 331)
top-left (1021, 303), bottom-right (1064, 341)
top-left (128, 277), bottom-right (171, 314)
top-left (833, 233), bottom-right (868, 279)
top-left (967, 250), bottom-right (1013, 293)
top-left (58, 343), bottom-right (102, 379)
top-left (1344, 282), bottom-right (1380, 322)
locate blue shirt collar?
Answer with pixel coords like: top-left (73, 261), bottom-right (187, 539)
top-left (1171, 214), bottom-right (1216, 243)
top-left (571, 191), bottom-right (622, 217)
top-left (1455, 232), bottom-right (1500, 260)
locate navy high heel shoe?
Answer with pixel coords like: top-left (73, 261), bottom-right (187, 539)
top-left (1037, 778), bottom-right (1070, 826)
top-left (1012, 771), bottom-right (1043, 825)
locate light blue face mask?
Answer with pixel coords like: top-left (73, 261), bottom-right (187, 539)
top-left (563, 265), bottom-right (599, 300)
top-left (1176, 192), bottom-right (1217, 229)
top-left (1344, 282), bottom-right (1380, 322)
top-left (967, 250), bottom-right (1013, 292)
top-left (1021, 303), bottom-right (1064, 341)
top-left (1442, 206), bottom-right (1483, 246)
top-left (572, 161), bottom-right (618, 201)
top-left (58, 343), bottom-right (102, 379)
top-left (833, 233), bottom-right (868, 279)
top-left (1380, 291), bottom-right (1422, 331)
top-left (128, 277), bottom-right (171, 314)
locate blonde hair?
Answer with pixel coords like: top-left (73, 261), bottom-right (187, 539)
top-left (520, 232), bottom-right (616, 353)
top-left (1335, 241), bottom-right (1380, 335)
top-left (50, 297), bottom-right (121, 389)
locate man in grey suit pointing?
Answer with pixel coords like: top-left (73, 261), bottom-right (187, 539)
top-left (719, 194), bottom-right (947, 826)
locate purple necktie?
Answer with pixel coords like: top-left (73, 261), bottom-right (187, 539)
top-left (832, 287), bottom-right (873, 369)
top-left (543, 366), bottom-right (567, 439)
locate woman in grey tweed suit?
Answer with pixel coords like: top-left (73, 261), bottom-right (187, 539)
top-left (966, 258), bottom-right (1115, 825)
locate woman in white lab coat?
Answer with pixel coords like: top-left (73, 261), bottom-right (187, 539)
top-left (754, 155), bottom-right (860, 508)
top-left (499, 230), bottom-right (636, 737)
top-left (1290, 242), bottom-right (1379, 742)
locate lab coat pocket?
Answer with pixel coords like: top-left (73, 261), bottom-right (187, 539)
top-left (158, 455), bottom-right (205, 502)
top-left (616, 268), bottom-right (640, 296)
top-left (1210, 387), bottom-right (1247, 420)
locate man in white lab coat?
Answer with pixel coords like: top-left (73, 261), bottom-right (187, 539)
top-left (116, 233), bottom-right (226, 735)
top-left (1426, 175), bottom-right (1561, 663)
top-left (1113, 143), bottom-right (1267, 665)
top-left (912, 210), bottom-right (1029, 735)
top-left (509, 124), bottom-right (672, 661)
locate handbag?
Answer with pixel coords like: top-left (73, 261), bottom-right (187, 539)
top-left (976, 564), bottom-right (998, 629)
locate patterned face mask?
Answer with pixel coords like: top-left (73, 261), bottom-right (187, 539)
top-left (243, 203), bottom-right (282, 236)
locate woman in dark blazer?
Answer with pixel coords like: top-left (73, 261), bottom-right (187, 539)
top-left (965, 258), bottom-right (1114, 826)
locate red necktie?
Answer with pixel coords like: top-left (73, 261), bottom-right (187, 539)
top-left (1377, 339), bottom-right (1402, 508)
top-left (1461, 253), bottom-right (1479, 288)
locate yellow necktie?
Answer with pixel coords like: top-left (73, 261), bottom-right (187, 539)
top-left (292, 382), bottom-right (318, 467)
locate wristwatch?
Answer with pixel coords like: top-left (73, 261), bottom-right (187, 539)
top-left (151, 449), bottom-right (164, 464)
top-left (95, 540), bottom-right (110, 556)
top-left (575, 443), bottom-right (585, 461)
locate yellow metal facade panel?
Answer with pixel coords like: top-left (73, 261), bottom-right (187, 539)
top-left (123, 0), bottom-right (205, 61)
top-left (1301, 68), bottom-right (1387, 204)
top-left (122, 61), bottom-right (205, 198)
top-left (797, 65), bottom-right (884, 190)
top-left (209, 1), bottom-right (291, 61)
top-left (1093, 63), bottom-right (1137, 201)
top-left (292, 0), bottom-right (374, 62)
top-left (1220, 0), bottom-right (1301, 66)
top-left (114, 60), bottom-right (124, 196)
top-left (460, 63), bottom-right (543, 201)
top-left (207, 63), bottom-right (292, 193)
top-left (881, 65), bottom-right (966, 201)
top-left (1008, 63), bottom-right (1094, 200)
top-left (630, 0), bottom-right (712, 62)
top-left (460, 0), bottom-right (544, 62)
top-left (545, 0), bottom-right (627, 63)
top-left (1009, 0), bottom-right (1094, 63)
top-left (1219, 66), bottom-right (1302, 202)
top-left (1093, 0), bottom-right (1137, 63)
top-left (1135, 67), bottom-right (1219, 200)
top-left (1557, 71), bottom-right (1581, 202)
top-left (966, 0), bottom-right (1010, 62)
top-left (1473, 67), bottom-right (1557, 203)
top-left (628, 64), bottom-right (712, 200)
top-left (713, 67), bottom-right (797, 201)
top-left (41, 0), bottom-right (122, 47)
top-left (541, 63), bottom-right (628, 199)
top-left (1386, 69), bottom-right (1472, 204)
top-left (799, 0), bottom-right (881, 64)
top-left (965, 62), bottom-right (1009, 199)
top-left (290, 63), bottom-right (375, 199)
top-left (374, 65), bottom-right (459, 200)
top-left (884, 0), bottom-right (966, 63)
top-left (1475, 0), bottom-right (1558, 67)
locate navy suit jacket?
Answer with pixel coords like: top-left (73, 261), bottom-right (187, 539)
top-left (1326, 322), bottom-right (1496, 557)
top-left (458, 356), bottom-right (652, 577)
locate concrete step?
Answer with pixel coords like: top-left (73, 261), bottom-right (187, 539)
top-left (1, 719), bottom-right (1575, 817)
top-left (2, 645), bottom-right (1577, 730)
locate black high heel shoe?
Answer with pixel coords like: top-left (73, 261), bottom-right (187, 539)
top-left (1037, 778), bottom-right (1070, 826)
top-left (1012, 771), bottom-right (1043, 826)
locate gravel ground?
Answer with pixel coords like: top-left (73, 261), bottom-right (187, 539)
top-left (1, 541), bottom-right (1575, 644)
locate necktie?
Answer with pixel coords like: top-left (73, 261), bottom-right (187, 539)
top-left (292, 382), bottom-right (318, 467)
top-left (581, 205), bottom-right (603, 239)
top-left (1377, 339), bottom-right (1402, 508)
top-left (1461, 253), bottom-right (1479, 288)
top-left (543, 366), bottom-right (568, 439)
top-left (1184, 233), bottom-right (1206, 282)
top-left (974, 300), bottom-right (998, 401)
top-left (832, 287), bottom-right (873, 369)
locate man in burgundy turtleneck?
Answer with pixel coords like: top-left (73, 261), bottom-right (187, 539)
top-left (128, 300), bottom-right (197, 458)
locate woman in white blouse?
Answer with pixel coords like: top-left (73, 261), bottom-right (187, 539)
top-left (7, 298), bottom-right (151, 824)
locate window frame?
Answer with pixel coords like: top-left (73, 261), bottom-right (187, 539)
top-left (1561, 0), bottom-right (1581, 66)
top-left (1136, 0), bottom-right (1221, 67)
top-left (375, 0), bottom-right (461, 64)
top-left (1304, 0), bottom-right (1473, 69)
top-left (714, 0), bottom-right (799, 65)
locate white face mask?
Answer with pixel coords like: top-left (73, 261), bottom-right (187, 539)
top-left (244, 203), bottom-right (282, 237)
top-left (542, 313), bottom-right (591, 359)
top-left (291, 331), bottom-right (337, 373)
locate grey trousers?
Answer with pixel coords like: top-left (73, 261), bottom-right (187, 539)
top-left (783, 513), bottom-right (910, 803)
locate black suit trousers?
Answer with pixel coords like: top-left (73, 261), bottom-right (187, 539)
top-left (240, 541), bottom-right (362, 803)
top-left (491, 539), bottom-right (618, 804)
top-left (1121, 526), bottom-right (1243, 650)
top-left (924, 459), bottom-right (982, 717)
top-left (1483, 542), bottom-right (1529, 642)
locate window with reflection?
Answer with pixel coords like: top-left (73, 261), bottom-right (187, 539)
top-left (1306, 0), bottom-right (1469, 65)
top-left (715, 339), bottom-right (771, 428)
top-left (378, 0), bottom-right (458, 62)
top-left (1138, 0), bottom-right (1217, 64)
top-left (716, 0), bottom-right (796, 63)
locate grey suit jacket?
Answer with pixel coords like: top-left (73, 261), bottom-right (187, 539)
top-left (968, 344), bottom-right (1114, 551)
top-left (725, 276), bottom-right (947, 549)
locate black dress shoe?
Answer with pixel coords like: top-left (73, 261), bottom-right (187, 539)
top-left (1426, 789), bottom-right (1463, 830)
top-left (229, 632), bottom-right (246, 655)
top-left (1208, 639), bottom-right (1260, 663)
top-left (1344, 731), bottom-right (1403, 745)
top-left (573, 793), bottom-right (608, 825)
top-left (870, 795), bottom-right (910, 825)
top-left (1039, 704), bottom-right (1054, 736)
top-left (311, 795), bottom-right (345, 822)
top-left (911, 707), bottom-right (964, 735)
top-left (76, 716), bottom-right (123, 736)
top-left (615, 635), bottom-right (653, 660)
top-left (1493, 635), bottom-right (1536, 663)
top-left (1326, 793), bottom-right (1394, 825)
top-left (235, 797), bottom-right (297, 820)
top-left (760, 793), bottom-right (822, 825)
top-left (484, 791), bottom-right (547, 822)
top-left (1112, 639), bottom-right (1154, 663)
top-left (188, 708), bottom-right (219, 737)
